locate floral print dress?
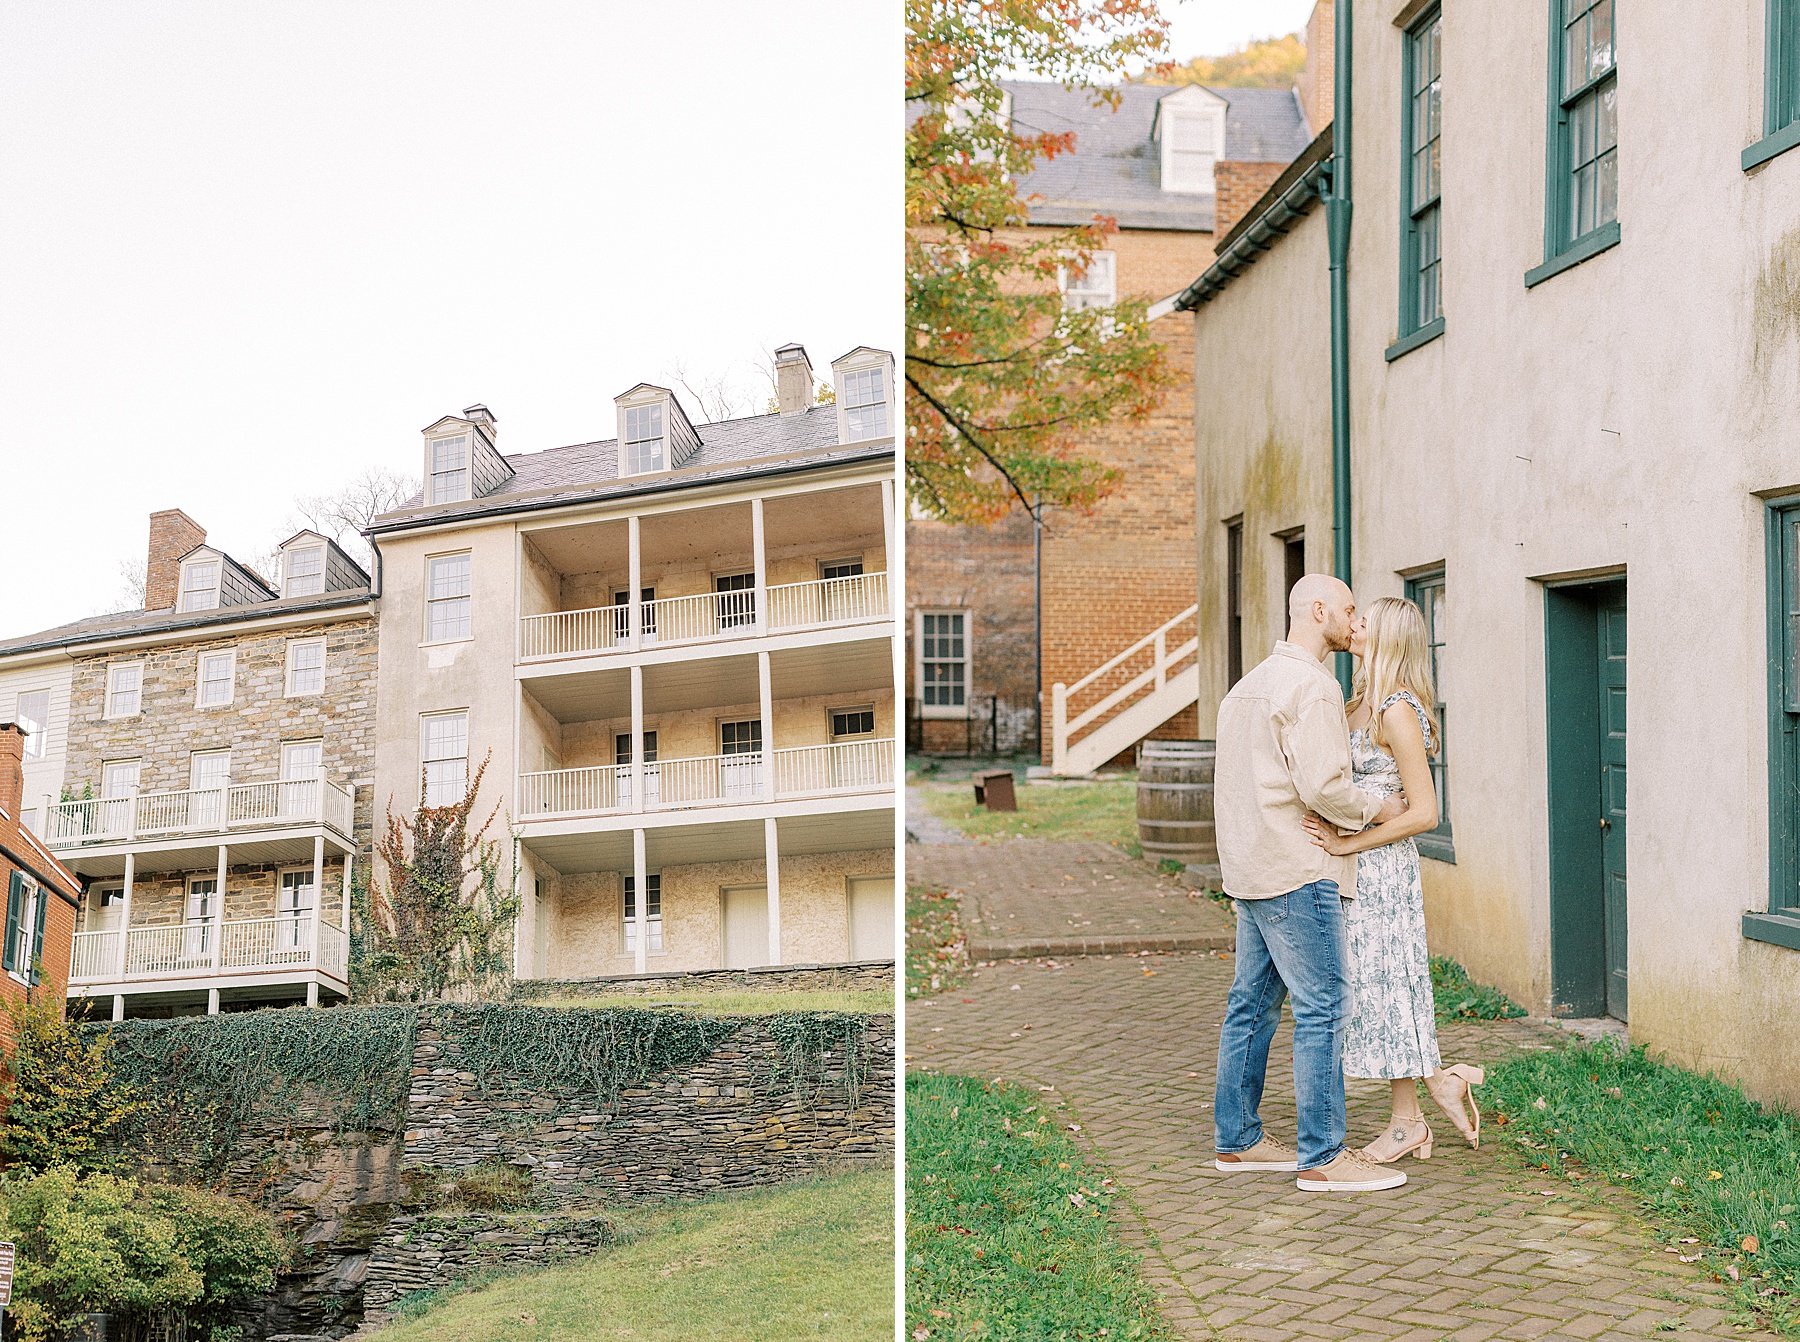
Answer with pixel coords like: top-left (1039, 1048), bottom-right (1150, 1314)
top-left (1342, 690), bottom-right (1443, 1081)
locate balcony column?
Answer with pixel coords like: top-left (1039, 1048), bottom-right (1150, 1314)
top-left (208, 988), bottom-right (219, 1015)
top-left (630, 665), bottom-right (646, 813)
top-left (342, 847), bottom-right (353, 935)
top-left (881, 477), bottom-right (895, 592)
top-left (764, 817), bottom-right (781, 966)
top-left (209, 845), bottom-right (226, 973)
top-left (111, 995), bottom-right (123, 1022)
top-left (758, 651), bottom-right (775, 802)
top-left (751, 497), bottom-right (767, 632)
top-left (628, 516), bottom-right (643, 652)
top-left (632, 828), bottom-right (648, 976)
top-left (116, 852), bottom-right (135, 979)
top-left (310, 834), bottom-right (325, 982)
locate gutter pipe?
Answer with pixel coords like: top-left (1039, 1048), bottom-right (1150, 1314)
top-left (1325, 0), bottom-right (1354, 697)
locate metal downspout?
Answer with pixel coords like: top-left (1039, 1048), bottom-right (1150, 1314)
top-left (1326, 0), bottom-right (1355, 696)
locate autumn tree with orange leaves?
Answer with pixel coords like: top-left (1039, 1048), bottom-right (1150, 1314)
top-left (906, 0), bottom-right (1177, 525)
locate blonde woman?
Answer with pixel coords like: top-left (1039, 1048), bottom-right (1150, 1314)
top-left (1301, 596), bottom-right (1485, 1163)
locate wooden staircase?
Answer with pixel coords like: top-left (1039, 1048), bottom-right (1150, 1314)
top-left (1050, 606), bottom-right (1200, 776)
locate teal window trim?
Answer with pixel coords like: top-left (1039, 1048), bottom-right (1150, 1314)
top-left (1745, 119), bottom-right (1800, 172)
top-left (1537, 0), bottom-right (1618, 276)
top-left (1524, 218), bottom-right (1619, 288)
top-left (1404, 568), bottom-right (1454, 863)
top-left (1398, 6), bottom-right (1443, 342)
top-left (1746, 0), bottom-right (1800, 170)
top-left (1758, 495), bottom-right (1800, 947)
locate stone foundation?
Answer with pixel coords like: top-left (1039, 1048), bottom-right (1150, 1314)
top-left (358, 1209), bottom-right (616, 1324)
top-left (512, 958), bottom-right (895, 999)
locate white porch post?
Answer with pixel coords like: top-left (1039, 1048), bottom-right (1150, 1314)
top-left (111, 995), bottom-right (124, 1022)
top-left (758, 650), bottom-right (775, 803)
top-left (116, 851), bottom-right (135, 979)
top-left (751, 497), bottom-right (767, 632)
top-left (342, 847), bottom-right (353, 934)
top-left (310, 834), bottom-right (325, 979)
top-left (632, 828), bottom-right (648, 976)
top-left (881, 477), bottom-right (895, 602)
top-left (764, 816), bottom-right (781, 966)
top-left (627, 515), bottom-right (643, 652)
top-left (209, 845), bottom-right (226, 973)
top-left (207, 987), bottom-right (219, 1015)
top-left (630, 665), bottom-right (645, 813)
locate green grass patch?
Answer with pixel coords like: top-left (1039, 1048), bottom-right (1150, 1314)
top-left (537, 988), bottom-right (893, 1016)
top-left (906, 1072), bottom-right (1174, 1341)
top-left (908, 886), bottom-right (971, 999)
top-left (378, 1168), bottom-right (894, 1341)
top-left (1486, 1040), bottom-right (1800, 1335)
top-left (1430, 955), bottom-right (1528, 1021)
top-left (918, 780), bottom-right (1139, 847)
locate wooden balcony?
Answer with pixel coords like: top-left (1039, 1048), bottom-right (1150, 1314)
top-left (41, 778), bottom-right (354, 851)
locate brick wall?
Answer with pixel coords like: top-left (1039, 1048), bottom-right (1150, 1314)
top-left (145, 510), bottom-right (208, 611)
top-left (0, 725), bottom-right (78, 1047)
top-left (1298, 1), bottom-right (1335, 136)
top-left (1215, 161), bottom-right (1291, 243)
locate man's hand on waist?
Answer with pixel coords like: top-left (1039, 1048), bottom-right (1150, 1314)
top-left (1374, 794), bottom-right (1407, 825)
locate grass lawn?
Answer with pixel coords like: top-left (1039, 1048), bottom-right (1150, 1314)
top-left (907, 1072), bottom-right (1174, 1341)
top-left (1486, 1040), bottom-right (1800, 1336)
top-left (916, 779), bottom-right (1140, 848)
top-left (378, 1168), bottom-right (895, 1342)
top-left (1430, 955), bottom-right (1527, 1021)
top-left (536, 988), bottom-right (894, 1015)
top-left (907, 886), bottom-right (971, 1000)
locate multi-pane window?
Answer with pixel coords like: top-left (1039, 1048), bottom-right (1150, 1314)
top-left (284, 546), bottom-right (325, 597)
top-left (429, 435), bottom-right (470, 504)
top-left (102, 759), bottom-right (141, 799)
top-left (279, 870), bottom-right (315, 947)
top-left (422, 712), bottom-right (469, 807)
top-left (842, 369), bottom-right (889, 442)
top-left (3, 872), bottom-right (42, 984)
top-left (1401, 9), bottom-right (1443, 334)
top-left (715, 572), bottom-right (757, 629)
top-left (426, 554), bottom-right (472, 641)
top-left (1556, 0), bottom-right (1617, 248)
top-left (624, 873), bottom-right (663, 954)
top-left (820, 559), bottom-right (864, 580)
top-left (831, 706), bottom-right (876, 739)
top-left (286, 638), bottom-right (325, 695)
top-left (624, 404), bottom-right (666, 474)
top-left (612, 587), bottom-right (656, 643)
top-left (105, 663), bottom-right (142, 718)
top-left (920, 612), bottom-right (966, 709)
top-left (281, 740), bottom-right (323, 779)
top-left (197, 650), bottom-right (235, 707)
top-left (179, 559), bottom-right (220, 612)
top-left (185, 877), bottom-right (217, 957)
top-left (720, 720), bottom-right (763, 755)
top-left (16, 690), bottom-right (48, 761)
top-left (719, 721), bottom-right (762, 799)
top-left (1765, 501), bottom-right (1800, 927)
top-left (1062, 252), bottom-right (1116, 312)
top-left (1767, 0), bottom-right (1800, 144)
top-left (1405, 570), bottom-right (1453, 860)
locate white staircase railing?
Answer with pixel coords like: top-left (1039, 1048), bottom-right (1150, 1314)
top-left (1051, 605), bottom-right (1201, 776)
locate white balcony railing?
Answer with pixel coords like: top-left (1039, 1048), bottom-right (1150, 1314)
top-left (68, 917), bottom-right (348, 984)
top-left (518, 739), bottom-right (894, 819)
top-left (517, 571), bottom-right (889, 661)
top-left (42, 779), bottom-right (353, 851)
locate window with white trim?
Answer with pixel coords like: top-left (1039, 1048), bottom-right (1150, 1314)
top-left (281, 740), bottom-right (323, 779)
top-left (842, 368), bottom-right (889, 442)
top-left (101, 759), bottom-right (141, 798)
top-left (624, 873), bottom-right (663, 954)
top-left (179, 558), bottom-right (221, 611)
top-left (624, 404), bottom-right (666, 474)
top-left (196, 650), bottom-right (236, 708)
top-left (830, 705), bottom-right (876, 739)
top-left (286, 638), bottom-right (325, 696)
top-left (4, 872), bottom-right (42, 985)
top-left (429, 435), bottom-right (470, 504)
top-left (919, 611), bottom-right (967, 711)
top-left (105, 663), bottom-right (142, 718)
top-left (283, 545), bottom-right (326, 597)
top-left (1062, 251), bottom-right (1117, 311)
top-left (421, 711), bottom-right (469, 807)
top-left (16, 689), bottom-right (48, 761)
top-left (279, 868), bottom-right (315, 947)
top-left (426, 553), bottom-right (472, 641)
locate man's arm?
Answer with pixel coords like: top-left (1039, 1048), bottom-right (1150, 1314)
top-left (1285, 695), bottom-right (1389, 830)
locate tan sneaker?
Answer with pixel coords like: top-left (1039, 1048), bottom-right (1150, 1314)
top-left (1296, 1149), bottom-right (1408, 1192)
top-left (1213, 1137), bottom-right (1298, 1171)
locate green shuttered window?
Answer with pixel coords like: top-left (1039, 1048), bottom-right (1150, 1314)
top-left (2, 871), bottom-right (44, 984)
top-left (1399, 7), bottom-right (1443, 340)
top-left (1528, 0), bottom-right (1621, 285)
top-left (1771, 0), bottom-right (1800, 139)
top-left (1405, 571), bottom-right (1454, 862)
top-left (1755, 501), bottom-right (1800, 947)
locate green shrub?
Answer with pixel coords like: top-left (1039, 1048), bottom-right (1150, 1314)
top-left (1430, 955), bottom-right (1527, 1020)
top-left (0, 1166), bottom-right (286, 1342)
top-left (0, 994), bottom-right (143, 1172)
top-left (450, 1161), bottom-right (537, 1211)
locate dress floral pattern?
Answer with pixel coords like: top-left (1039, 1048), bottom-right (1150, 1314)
top-left (1342, 690), bottom-right (1442, 1081)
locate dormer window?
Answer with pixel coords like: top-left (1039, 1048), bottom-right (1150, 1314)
top-left (429, 435), bottom-right (470, 504)
top-left (613, 387), bottom-right (701, 477)
top-left (180, 559), bottom-right (221, 612)
top-left (1155, 88), bottom-right (1226, 196)
top-left (283, 545), bottom-right (325, 597)
top-left (842, 368), bottom-right (889, 442)
top-left (625, 405), bottom-right (665, 474)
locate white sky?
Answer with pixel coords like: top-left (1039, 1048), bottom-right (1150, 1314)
top-left (1164, 0), bottom-right (1314, 65)
top-left (0, 1), bottom-right (900, 639)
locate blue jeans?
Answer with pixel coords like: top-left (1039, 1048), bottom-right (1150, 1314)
top-left (1213, 880), bottom-right (1350, 1171)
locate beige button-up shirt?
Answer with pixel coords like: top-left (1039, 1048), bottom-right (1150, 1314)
top-left (1214, 641), bottom-right (1386, 900)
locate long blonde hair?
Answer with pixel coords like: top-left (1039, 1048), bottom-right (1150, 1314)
top-left (1347, 595), bottom-right (1441, 757)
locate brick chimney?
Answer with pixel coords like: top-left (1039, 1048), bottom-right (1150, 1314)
top-left (1297, 1), bottom-right (1335, 136)
top-left (774, 344), bottom-right (813, 416)
top-left (0, 722), bottom-right (23, 821)
top-left (145, 509), bottom-right (206, 611)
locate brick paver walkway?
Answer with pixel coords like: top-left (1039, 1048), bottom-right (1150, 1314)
top-left (910, 948), bottom-right (1768, 1341)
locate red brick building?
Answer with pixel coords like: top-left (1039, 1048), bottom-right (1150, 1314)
top-left (0, 721), bottom-right (80, 1045)
top-left (906, 76), bottom-right (1310, 768)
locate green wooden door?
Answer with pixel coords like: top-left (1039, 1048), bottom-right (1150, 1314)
top-left (1597, 588), bottom-right (1628, 1020)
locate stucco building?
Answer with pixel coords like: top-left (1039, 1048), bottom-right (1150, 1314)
top-left (367, 344), bottom-right (897, 980)
top-left (1182, 0), bottom-right (1800, 1102)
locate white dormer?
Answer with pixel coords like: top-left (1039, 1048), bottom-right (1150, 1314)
top-left (422, 405), bottom-right (514, 506)
top-left (179, 550), bottom-right (223, 611)
top-left (1153, 86), bottom-right (1227, 196)
top-left (829, 347), bottom-right (895, 445)
top-left (281, 533), bottom-right (327, 597)
top-left (612, 385), bottom-right (701, 476)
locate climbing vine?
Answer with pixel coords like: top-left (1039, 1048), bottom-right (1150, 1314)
top-left (763, 1013), bottom-right (871, 1116)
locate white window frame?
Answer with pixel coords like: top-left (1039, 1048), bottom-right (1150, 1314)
top-left (285, 638), bottom-right (326, 696)
top-left (1156, 90), bottom-right (1225, 196)
top-left (916, 609), bottom-right (971, 720)
top-left (829, 704), bottom-right (878, 741)
top-left (282, 545), bottom-right (327, 598)
top-left (101, 758), bottom-right (142, 799)
top-left (420, 710), bottom-right (470, 808)
top-left (179, 557), bottom-right (222, 612)
top-left (104, 662), bottom-right (144, 719)
top-left (280, 739), bottom-right (324, 780)
top-left (623, 871), bottom-right (664, 956)
top-left (840, 366), bottom-right (889, 443)
top-left (277, 866), bottom-right (316, 947)
top-left (8, 875), bottom-right (38, 987)
top-left (428, 434), bottom-right (471, 504)
top-left (623, 403), bottom-right (666, 475)
top-left (16, 689), bottom-right (49, 762)
top-left (424, 552), bottom-right (473, 644)
top-left (195, 648), bottom-right (237, 709)
top-left (1060, 250), bottom-right (1117, 311)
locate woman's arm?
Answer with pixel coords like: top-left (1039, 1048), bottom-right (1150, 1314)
top-left (1302, 702), bottom-right (1439, 856)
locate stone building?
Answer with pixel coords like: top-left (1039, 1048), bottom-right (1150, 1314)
top-left (1181, 0), bottom-right (1800, 1102)
top-left (367, 343), bottom-right (897, 980)
top-left (906, 76), bottom-right (1310, 769)
top-left (0, 721), bottom-right (80, 1043)
top-left (0, 512), bottom-right (377, 1017)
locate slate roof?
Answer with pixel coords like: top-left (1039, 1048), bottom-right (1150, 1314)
top-left (0, 588), bottom-right (374, 659)
top-left (1004, 81), bottom-right (1312, 232)
top-left (370, 402), bottom-right (891, 534)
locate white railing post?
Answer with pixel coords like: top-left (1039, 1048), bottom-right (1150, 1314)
top-left (1155, 630), bottom-right (1167, 691)
top-left (116, 852), bottom-right (134, 979)
top-left (1052, 683), bottom-right (1070, 773)
top-left (628, 515), bottom-right (643, 652)
top-left (758, 651), bottom-right (775, 802)
top-left (751, 497), bottom-right (767, 634)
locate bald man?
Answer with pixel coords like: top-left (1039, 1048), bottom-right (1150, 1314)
top-left (1210, 574), bottom-right (1410, 1193)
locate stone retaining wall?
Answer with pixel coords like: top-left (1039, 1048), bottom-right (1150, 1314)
top-left (358, 1209), bottom-right (616, 1324)
top-left (512, 959), bottom-right (895, 999)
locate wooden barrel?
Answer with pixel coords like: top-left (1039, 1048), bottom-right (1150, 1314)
top-left (1136, 739), bottom-right (1217, 864)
